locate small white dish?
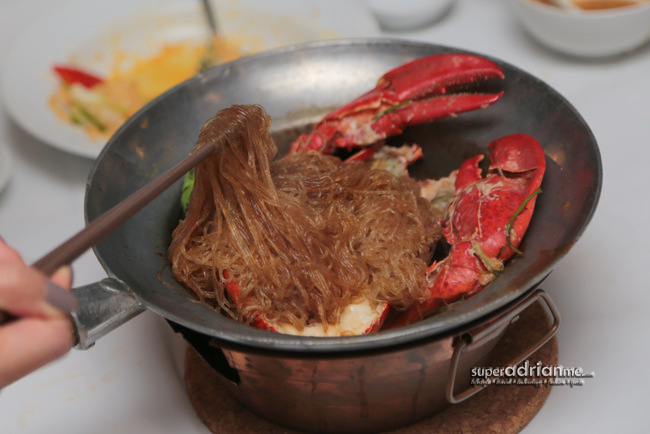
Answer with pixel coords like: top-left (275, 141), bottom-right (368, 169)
top-left (1, 0), bottom-right (380, 160)
top-left (0, 145), bottom-right (12, 194)
top-left (364, 0), bottom-right (455, 31)
top-left (511, 0), bottom-right (650, 57)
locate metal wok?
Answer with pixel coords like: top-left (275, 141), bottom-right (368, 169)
top-left (76, 39), bottom-right (601, 432)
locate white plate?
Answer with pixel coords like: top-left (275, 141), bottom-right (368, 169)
top-left (1, 0), bottom-right (380, 159)
top-left (0, 145), bottom-right (12, 194)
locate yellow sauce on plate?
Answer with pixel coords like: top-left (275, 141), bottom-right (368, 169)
top-left (50, 36), bottom-right (245, 140)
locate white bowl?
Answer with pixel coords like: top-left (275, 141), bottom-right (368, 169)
top-left (364, 0), bottom-right (455, 31)
top-left (510, 0), bottom-right (650, 57)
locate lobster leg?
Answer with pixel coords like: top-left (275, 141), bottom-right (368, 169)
top-left (387, 133), bottom-right (546, 327)
top-left (223, 272), bottom-right (277, 332)
top-left (290, 53), bottom-right (505, 154)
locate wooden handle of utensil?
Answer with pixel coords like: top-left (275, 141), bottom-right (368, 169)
top-left (32, 143), bottom-right (214, 276)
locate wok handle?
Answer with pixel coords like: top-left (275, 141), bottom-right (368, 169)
top-left (446, 288), bottom-right (560, 404)
top-left (70, 278), bottom-right (145, 350)
top-left (0, 278), bottom-right (143, 348)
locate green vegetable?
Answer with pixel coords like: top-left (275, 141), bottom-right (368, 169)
top-left (372, 100), bottom-right (411, 121)
top-left (500, 187), bottom-right (542, 258)
top-left (181, 170), bottom-right (195, 213)
top-left (71, 101), bottom-right (107, 132)
top-left (198, 41), bottom-right (217, 72)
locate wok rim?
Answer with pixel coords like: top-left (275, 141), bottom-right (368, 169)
top-left (88, 38), bottom-right (602, 353)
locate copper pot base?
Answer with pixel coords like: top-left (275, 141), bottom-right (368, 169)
top-left (184, 303), bottom-right (558, 433)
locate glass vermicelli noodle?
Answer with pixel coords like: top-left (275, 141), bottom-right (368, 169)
top-left (169, 104), bottom-right (441, 332)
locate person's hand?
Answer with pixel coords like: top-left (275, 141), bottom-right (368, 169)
top-left (0, 238), bottom-right (75, 388)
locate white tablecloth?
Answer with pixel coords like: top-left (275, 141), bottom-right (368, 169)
top-left (1, 0), bottom-right (648, 432)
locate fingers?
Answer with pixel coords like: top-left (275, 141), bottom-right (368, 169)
top-left (0, 315), bottom-right (74, 388)
top-left (0, 258), bottom-right (57, 318)
top-left (0, 238), bottom-right (76, 388)
top-left (50, 264), bottom-right (72, 289)
top-left (44, 268), bottom-right (78, 313)
top-left (0, 237), bottom-right (22, 262)
top-left (0, 239), bottom-right (76, 318)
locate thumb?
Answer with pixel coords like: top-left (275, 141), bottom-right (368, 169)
top-left (43, 266), bottom-right (77, 316)
top-left (50, 265), bottom-right (73, 290)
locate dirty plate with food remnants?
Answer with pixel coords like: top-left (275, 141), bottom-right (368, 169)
top-left (1, 0), bottom-right (380, 159)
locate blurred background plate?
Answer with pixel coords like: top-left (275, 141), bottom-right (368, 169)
top-left (1, 0), bottom-right (380, 159)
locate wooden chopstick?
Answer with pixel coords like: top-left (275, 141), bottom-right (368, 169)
top-left (32, 143), bottom-right (215, 276)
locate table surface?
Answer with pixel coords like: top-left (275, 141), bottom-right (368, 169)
top-left (1, 0), bottom-right (648, 432)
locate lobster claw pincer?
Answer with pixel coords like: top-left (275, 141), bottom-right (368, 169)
top-left (290, 53), bottom-right (505, 155)
top-left (386, 133), bottom-right (546, 328)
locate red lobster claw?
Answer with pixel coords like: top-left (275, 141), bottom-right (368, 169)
top-left (290, 53), bottom-right (505, 154)
top-left (387, 133), bottom-right (546, 327)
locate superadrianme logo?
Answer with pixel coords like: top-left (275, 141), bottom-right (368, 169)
top-left (470, 361), bottom-right (595, 388)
